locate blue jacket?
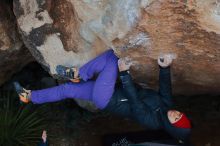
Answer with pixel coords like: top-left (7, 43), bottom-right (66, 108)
top-left (38, 140), bottom-right (48, 146)
top-left (104, 67), bottom-right (191, 143)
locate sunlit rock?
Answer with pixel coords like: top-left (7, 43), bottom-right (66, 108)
top-left (13, 0), bottom-right (220, 97)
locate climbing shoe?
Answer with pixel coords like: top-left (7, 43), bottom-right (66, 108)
top-left (13, 82), bottom-right (31, 103)
top-left (56, 65), bottom-right (80, 83)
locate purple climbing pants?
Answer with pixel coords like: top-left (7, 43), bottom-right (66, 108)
top-left (31, 49), bottom-right (118, 109)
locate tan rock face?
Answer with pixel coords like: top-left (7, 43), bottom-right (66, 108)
top-left (13, 0), bottom-right (220, 95)
top-left (115, 0), bottom-right (220, 95)
top-left (0, 1), bottom-right (33, 86)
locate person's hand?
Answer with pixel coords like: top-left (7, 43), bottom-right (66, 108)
top-left (158, 54), bottom-right (173, 68)
top-left (41, 130), bottom-right (47, 143)
top-left (118, 57), bottom-right (133, 72)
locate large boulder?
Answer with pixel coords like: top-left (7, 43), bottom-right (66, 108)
top-left (0, 0), bottom-right (33, 86)
top-left (13, 0), bottom-right (220, 95)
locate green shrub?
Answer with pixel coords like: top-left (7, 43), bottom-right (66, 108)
top-left (0, 91), bottom-right (46, 146)
top-left (0, 106), bottom-right (46, 145)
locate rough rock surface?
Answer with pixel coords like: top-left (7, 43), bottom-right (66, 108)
top-left (13, 0), bottom-right (220, 95)
top-left (0, 0), bottom-right (33, 86)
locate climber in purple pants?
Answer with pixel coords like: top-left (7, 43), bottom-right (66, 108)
top-left (14, 49), bottom-right (192, 143)
top-left (15, 49), bottom-right (118, 109)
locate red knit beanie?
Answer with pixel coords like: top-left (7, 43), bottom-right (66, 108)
top-left (172, 113), bottom-right (191, 129)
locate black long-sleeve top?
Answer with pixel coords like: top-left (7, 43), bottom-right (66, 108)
top-left (104, 67), bottom-right (191, 142)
